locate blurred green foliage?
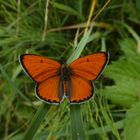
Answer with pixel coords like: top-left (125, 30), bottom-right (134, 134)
top-left (0, 0), bottom-right (140, 140)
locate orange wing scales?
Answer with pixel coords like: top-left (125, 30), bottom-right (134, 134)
top-left (20, 54), bottom-right (61, 83)
top-left (68, 76), bottom-right (94, 103)
top-left (36, 76), bottom-right (62, 104)
top-left (70, 52), bottom-right (108, 81)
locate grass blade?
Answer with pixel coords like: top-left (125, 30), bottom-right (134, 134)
top-left (67, 29), bottom-right (92, 64)
top-left (70, 105), bottom-right (86, 140)
top-left (23, 103), bottom-right (50, 140)
top-left (0, 64), bottom-right (32, 104)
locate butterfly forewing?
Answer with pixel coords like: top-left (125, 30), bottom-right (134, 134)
top-left (69, 52), bottom-right (108, 81)
top-left (20, 54), bottom-right (61, 83)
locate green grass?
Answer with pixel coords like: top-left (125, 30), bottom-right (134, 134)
top-left (0, 0), bottom-right (140, 140)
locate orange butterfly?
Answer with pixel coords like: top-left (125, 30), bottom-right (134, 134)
top-left (19, 52), bottom-right (109, 104)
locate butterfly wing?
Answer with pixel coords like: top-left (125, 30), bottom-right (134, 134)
top-left (36, 76), bottom-right (63, 104)
top-left (67, 75), bottom-right (94, 103)
top-left (20, 54), bottom-right (61, 83)
top-left (68, 52), bottom-right (108, 103)
top-left (69, 52), bottom-right (109, 81)
top-left (20, 54), bottom-right (63, 104)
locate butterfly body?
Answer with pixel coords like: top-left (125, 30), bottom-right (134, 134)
top-left (20, 52), bottom-right (109, 104)
top-left (59, 64), bottom-right (71, 81)
top-left (56, 64), bottom-right (72, 102)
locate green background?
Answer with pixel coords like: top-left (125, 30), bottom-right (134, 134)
top-left (0, 0), bottom-right (140, 140)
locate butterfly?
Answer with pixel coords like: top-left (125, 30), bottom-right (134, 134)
top-left (19, 52), bottom-right (109, 104)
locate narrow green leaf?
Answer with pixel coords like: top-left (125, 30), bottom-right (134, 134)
top-left (67, 29), bottom-right (92, 64)
top-left (12, 65), bottom-right (22, 80)
top-left (99, 102), bottom-right (121, 140)
top-left (51, 1), bottom-right (83, 19)
top-left (116, 21), bottom-right (140, 42)
top-left (0, 64), bottom-right (32, 104)
top-left (88, 120), bottom-right (124, 135)
top-left (70, 105), bottom-right (86, 140)
top-left (23, 103), bottom-right (50, 140)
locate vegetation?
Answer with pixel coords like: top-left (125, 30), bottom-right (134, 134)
top-left (0, 0), bottom-right (140, 140)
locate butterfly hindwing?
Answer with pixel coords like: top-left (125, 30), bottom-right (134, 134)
top-left (20, 54), bottom-right (61, 83)
top-left (36, 76), bottom-right (63, 104)
top-left (69, 52), bottom-right (108, 81)
top-left (68, 75), bottom-right (94, 103)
